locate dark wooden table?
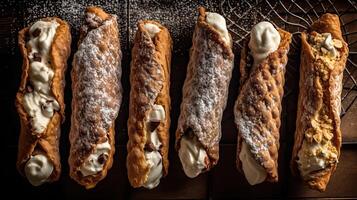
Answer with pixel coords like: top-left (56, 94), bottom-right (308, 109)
top-left (2, 0), bottom-right (357, 199)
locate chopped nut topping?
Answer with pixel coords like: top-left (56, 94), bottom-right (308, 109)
top-left (323, 132), bottom-right (333, 140)
top-left (313, 133), bottom-right (322, 143)
top-left (332, 39), bottom-right (343, 48)
top-left (298, 31), bottom-right (339, 174)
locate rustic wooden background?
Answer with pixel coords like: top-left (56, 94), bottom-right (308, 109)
top-left (1, 0), bottom-right (356, 199)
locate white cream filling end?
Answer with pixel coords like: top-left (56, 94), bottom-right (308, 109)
top-left (239, 142), bottom-right (267, 185)
top-left (80, 140), bottom-right (111, 177)
top-left (143, 104), bottom-right (165, 189)
top-left (297, 140), bottom-right (337, 177)
top-left (24, 20), bottom-right (60, 135)
top-left (143, 151), bottom-right (163, 189)
top-left (205, 12), bottom-right (230, 43)
top-left (321, 33), bottom-right (338, 57)
top-left (24, 154), bottom-right (54, 186)
top-left (23, 20), bottom-right (59, 186)
top-left (178, 135), bottom-right (207, 178)
top-left (143, 23), bottom-right (161, 38)
top-left (248, 21), bottom-right (280, 68)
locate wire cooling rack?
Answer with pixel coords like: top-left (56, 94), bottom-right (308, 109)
top-left (214, 0), bottom-right (357, 117)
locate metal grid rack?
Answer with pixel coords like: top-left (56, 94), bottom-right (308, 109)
top-left (216, 0), bottom-right (357, 117)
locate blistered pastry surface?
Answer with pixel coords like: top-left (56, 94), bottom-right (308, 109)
top-left (127, 20), bottom-right (172, 188)
top-left (69, 7), bottom-right (122, 188)
top-left (291, 13), bottom-right (349, 192)
top-left (235, 28), bottom-right (291, 182)
top-left (16, 17), bottom-right (71, 183)
top-left (175, 7), bottom-right (234, 167)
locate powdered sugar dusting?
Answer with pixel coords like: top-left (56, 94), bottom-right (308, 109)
top-left (177, 24), bottom-right (234, 148)
top-left (235, 112), bottom-right (269, 157)
top-left (234, 34), bottom-right (290, 173)
top-left (132, 24), bottom-right (164, 110)
top-left (71, 13), bottom-right (122, 155)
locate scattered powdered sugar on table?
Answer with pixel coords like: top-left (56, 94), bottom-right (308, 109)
top-left (0, 0), bottom-right (23, 55)
top-left (20, 0), bottom-right (270, 54)
top-left (129, 0), bottom-right (205, 54)
top-left (24, 0), bottom-right (127, 46)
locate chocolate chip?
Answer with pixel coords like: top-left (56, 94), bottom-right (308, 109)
top-left (32, 28), bottom-right (41, 37)
top-left (186, 128), bottom-right (194, 139)
top-left (26, 84), bottom-right (33, 93)
top-left (149, 122), bottom-right (160, 132)
top-left (41, 104), bottom-right (48, 111)
top-left (102, 137), bottom-right (108, 143)
top-left (144, 143), bottom-right (155, 152)
top-left (77, 171), bottom-right (83, 177)
top-left (33, 52), bottom-right (41, 62)
top-left (98, 153), bottom-right (108, 165)
top-left (25, 33), bottom-right (30, 42)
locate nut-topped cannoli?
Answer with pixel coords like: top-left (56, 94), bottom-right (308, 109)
top-left (127, 20), bottom-right (172, 189)
top-left (176, 7), bottom-right (234, 178)
top-left (234, 21), bottom-right (291, 185)
top-left (69, 6), bottom-right (122, 189)
top-left (16, 17), bottom-right (71, 186)
top-left (291, 13), bottom-right (348, 192)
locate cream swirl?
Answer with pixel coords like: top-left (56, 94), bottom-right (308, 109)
top-left (239, 142), bottom-right (267, 185)
top-left (143, 104), bottom-right (165, 189)
top-left (24, 154), bottom-right (54, 186)
top-left (249, 21), bottom-right (280, 67)
top-left (80, 140), bottom-right (111, 176)
top-left (321, 33), bottom-right (338, 57)
top-left (24, 20), bottom-right (60, 134)
top-left (143, 151), bottom-right (163, 189)
top-left (143, 23), bottom-right (161, 38)
top-left (178, 135), bottom-right (207, 178)
top-left (205, 12), bottom-right (230, 43)
top-left (297, 140), bottom-right (338, 177)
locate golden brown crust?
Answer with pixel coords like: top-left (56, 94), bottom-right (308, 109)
top-left (291, 13), bottom-right (348, 192)
top-left (235, 28), bottom-right (291, 182)
top-left (69, 6), bottom-right (122, 189)
top-left (86, 6), bottom-right (110, 21)
top-left (16, 17), bottom-right (71, 182)
top-left (175, 7), bottom-right (234, 170)
top-left (127, 20), bottom-right (172, 188)
top-left (197, 7), bottom-right (234, 59)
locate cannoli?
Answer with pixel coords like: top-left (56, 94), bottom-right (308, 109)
top-left (175, 7), bottom-right (234, 178)
top-left (16, 17), bottom-right (71, 186)
top-left (234, 21), bottom-right (291, 185)
top-left (127, 20), bottom-right (172, 189)
top-left (68, 6), bottom-right (122, 189)
top-left (291, 13), bottom-right (348, 192)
